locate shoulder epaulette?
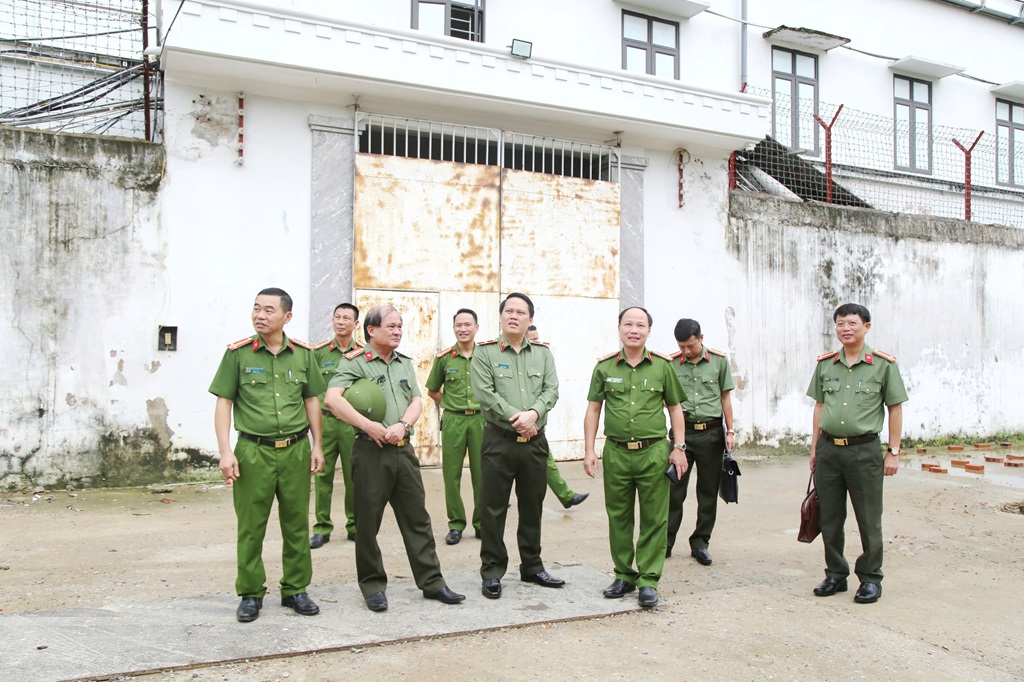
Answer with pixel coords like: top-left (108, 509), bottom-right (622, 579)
top-left (597, 351), bottom-right (619, 362)
top-left (817, 351), bottom-right (839, 362)
top-left (343, 347), bottom-right (364, 360)
top-left (436, 346), bottom-right (455, 358)
top-left (227, 336), bottom-right (254, 351)
top-left (669, 350), bottom-right (683, 361)
top-left (535, 340), bottom-right (550, 346)
top-left (708, 347), bottom-right (728, 357)
top-left (478, 338), bottom-right (499, 346)
top-left (291, 338), bottom-right (312, 350)
top-left (396, 350), bottom-right (411, 359)
top-left (651, 350), bottom-right (674, 361)
top-left (873, 349), bottom-right (897, 363)
top-left (314, 339), bottom-right (332, 350)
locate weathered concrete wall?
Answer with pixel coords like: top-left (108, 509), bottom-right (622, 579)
top-left (0, 127), bottom-right (191, 488)
top-left (726, 192), bottom-right (1024, 443)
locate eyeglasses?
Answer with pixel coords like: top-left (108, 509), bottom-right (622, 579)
top-left (835, 322), bottom-right (862, 330)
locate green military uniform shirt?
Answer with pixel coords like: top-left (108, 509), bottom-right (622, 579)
top-left (425, 345), bottom-right (480, 412)
top-left (470, 335), bottom-right (558, 432)
top-left (209, 333), bottom-right (324, 437)
top-left (329, 346), bottom-right (421, 433)
top-left (587, 348), bottom-right (686, 441)
top-left (806, 344), bottom-right (909, 437)
top-left (669, 346), bottom-right (735, 420)
top-left (314, 338), bottom-right (362, 408)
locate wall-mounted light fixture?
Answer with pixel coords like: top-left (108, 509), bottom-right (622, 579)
top-left (509, 39), bottom-right (532, 59)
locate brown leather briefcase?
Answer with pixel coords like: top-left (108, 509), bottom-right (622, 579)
top-left (798, 472), bottom-right (820, 543)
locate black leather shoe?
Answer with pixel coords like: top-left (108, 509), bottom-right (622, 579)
top-left (638, 586), bottom-right (659, 608)
top-left (602, 579), bottom-right (636, 599)
top-left (365, 591), bottom-right (388, 612)
top-left (445, 529), bottom-right (462, 545)
top-left (309, 534), bottom-right (330, 549)
top-left (281, 592), bottom-right (320, 616)
top-left (854, 582), bottom-right (882, 604)
top-left (425, 586), bottom-right (466, 604)
top-left (562, 492), bottom-right (589, 509)
top-left (482, 579), bottom-right (502, 599)
top-left (691, 548), bottom-right (713, 566)
top-left (665, 546), bottom-right (672, 558)
top-left (236, 597), bottom-right (262, 622)
top-left (521, 571), bottom-right (565, 588)
top-left (474, 528), bottom-right (481, 539)
top-left (347, 532), bottom-right (356, 542)
top-left (813, 577), bottom-right (849, 597)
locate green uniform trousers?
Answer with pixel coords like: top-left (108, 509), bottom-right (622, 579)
top-left (441, 412), bottom-right (483, 532)
top-left (351, 438), bottom-right (446, 597)
top-left (814, 435), bottom-right (885, 584)
top-left (667, 426), bottom-right (725, 553)
top-left (479, 430), bottom-right (549, 580)
top-left (603, 439), bottom-right (670, 588)
top-left (312, 416), bottom-right (356, 537)
top-left (232, 436), bottom-right (313, 599)
top-left (546, 453), bottom-right (573, 505)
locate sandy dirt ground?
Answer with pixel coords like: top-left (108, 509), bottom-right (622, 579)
top-left (2, 451), bottom-right (1024, 682)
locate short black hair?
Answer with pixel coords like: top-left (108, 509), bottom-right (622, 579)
top-left (673, 318), bottom-right (701, 342)
top-left (833, 303), bottom-right (871, 323)
top-left (454, 308), bottom-right (478, 324)
top-left (257, 287), bottom-right (292, 313)
top-left (527, 325), bottom-right (537, 332)
top-left (334, 303), bottom-right (359, 320)
top-left (363, 305), bottom-right (399, 338)
top-left (500, 292), bottom-right (535, 318)
top-left (618, 306), bottom-right (652, 326)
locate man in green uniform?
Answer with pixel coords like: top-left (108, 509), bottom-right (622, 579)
top-left (324, 305), bottom-right (465, 612)
top-left (527, 325), bottom-right (588, 510)
top-left (310, 303), bottom-right (361, 548)
top-left (426, 308), bottom-right (483, 546)
top-left (209, 287), bottom-right (325, 622)
top-left (584, 307), bottom-right (688, 608)
top-left (666, 318), bottom-right (736, 565)
top-left (807, 303), bottom-right (907, 604)
top-left (471, 293), bottom-right (563, 599)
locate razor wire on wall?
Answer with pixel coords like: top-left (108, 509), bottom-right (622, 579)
top-left (0, 0), bottom-right (160, 140)
top-left (735, 86), bottom-right (1024, 231)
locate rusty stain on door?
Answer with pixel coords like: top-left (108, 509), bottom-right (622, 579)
top-left (354, 155), bottom-right (500, 292)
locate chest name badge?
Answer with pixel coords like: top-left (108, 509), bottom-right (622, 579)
top-left (244, 367), bottom-right (265, 374)
top-left (496, 363), bottom-right (510, 369)
top-left (446, 368), bottom-right (459, 373)
top-left (321, 361), bottom-right (336, 368)
top-left (606, 377), bottom-right (624, 384)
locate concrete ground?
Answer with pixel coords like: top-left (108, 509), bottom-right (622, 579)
top-left (2, 451), bottom-right (1023, 681)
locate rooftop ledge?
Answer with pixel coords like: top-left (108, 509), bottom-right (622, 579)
top-left (160, 0), bottom-right (770, 151)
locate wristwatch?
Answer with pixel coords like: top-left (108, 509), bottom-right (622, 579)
top-left (672, 443), bottom-right (687, 452)
top-left (886, 447), bottom-right (900, 456)
top-left (398, 420), bottom-right (412, 432)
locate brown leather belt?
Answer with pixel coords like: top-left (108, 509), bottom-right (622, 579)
top-left (608, 438), bottom-right (661, 451)
top-left (485, 421), bottom-right (544, 443)
top-left (686, 419), bottom-right (723, 432)
top-left (237, 428), bottom-right (309, 449)
top-left (353, 432), bottom-right (408, 447)
top-left (820, 431), bottom-right (878, 447)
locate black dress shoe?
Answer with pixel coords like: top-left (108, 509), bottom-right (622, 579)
top-left (474, 528), bottom-right (481, 539)
top-left (813, 577), bottom-right (849, 597)
top-left (691, 548), bottom-right (713, 566)
top-left (347, 532), bottom-right (356, 542)
top-left (854, 582), bottom-right (882, 604)
top-left (281, 592), bottom-right (320, 616)
top-left (638, 586), bottom-right (659, 608)
top-left (309, 534), bottom-right (330, 549)
top-left (520, 571), bottom-right (565, 588)
top-left (482, 578), bottom-right (502, 599)
top-left (365, 591), bottom-right (388, 612)
top-left (602, 579), bottom-right (636, 599)
top-left (425, 586), bottom-right (466, 604)
top-left (665, 546), bottom-right (672, 558)
top-left (562, 492), bottom-right (589, 509)
top-left (445, 529), bottom-right (462, 545)
top-left (236, 597), bottom-right (262, 622)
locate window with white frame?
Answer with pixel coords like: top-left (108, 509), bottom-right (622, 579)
top-left (894, 75), bottom-right (932, 173)
top-left (771, 47), bottom-right (818, 154)
top-left (621, 11), bottom-right (679, 80)
top-left (413, 0), bottom-right (484, 42)
top-left (996, 99), bottom-right (1024, 187)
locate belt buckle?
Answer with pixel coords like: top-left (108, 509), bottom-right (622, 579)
top-left (516, 435), bottom-right (529, 443)
top-left (465, 410), bottom-right (475, 415)
top-left (834, 437), bottom-right (848, 446)
top-left (274, 439), bottom-right (289, 448)
top-left (695, 423), bottom-right (707, 431)
top-left (396, 438), bottom-right (408, 447)
top-left (627, 441), bottom-right (642, 450)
